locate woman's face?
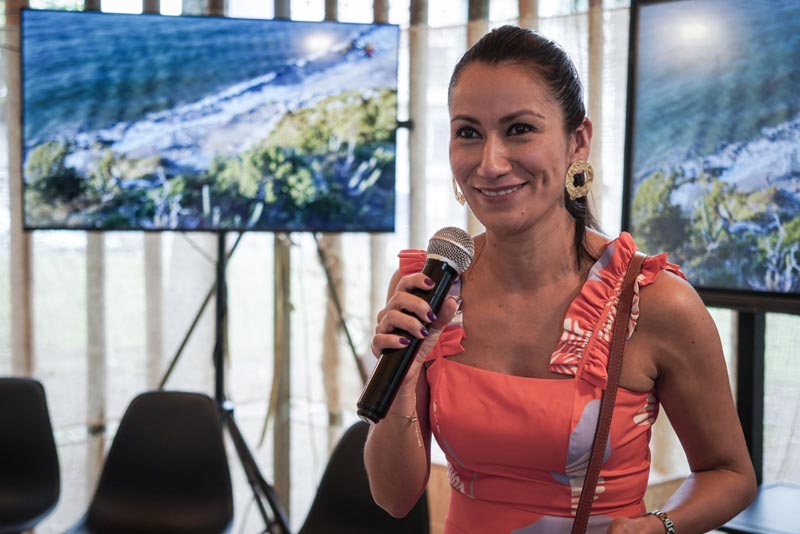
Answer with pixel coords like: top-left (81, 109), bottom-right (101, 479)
top-left (449, 61), bottom-right (590, 236)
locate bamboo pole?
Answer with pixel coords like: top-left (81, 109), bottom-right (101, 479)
top-left (207, 0), bottom-right (224, 16)
top-left (144, 234), bottom-right (164, 388)
top-left (86, 232), bottom-right (107, 488)
top-left (369, 0), bottom-right (390, 373)
top-left (587, 0), bottom-right (604, 224)
top-left (518, 0), bottom-right (539, 29)
top-left (142, 0), bottom-right (164, 390)
top-left (466, 0), bottom-right (489, 237)
top-left (271, 0), bottom-right (292, 514)
top-left (82, 0), bottom-right (108, 498)
top-left (408, 0), bottom-right (428, 249)
top-left (374, 0), bottom-right (388, 23)
top-left (274, 0), bottom-right (289, 18)
top-left (272, 233), bottom-right (292, 515)
top-left (320, 0), bottom-right (344, 454)
top-left (6, 0), bottom-right (32, 377)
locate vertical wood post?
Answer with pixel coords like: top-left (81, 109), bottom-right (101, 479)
top-left (207, 0), bottom-right (224, 16)
top-left (6, 0), bottom-right (32, 376)
top-left (274, 0), bottom-right (289, 18)
top-left (588, 0), bottom-right (604, 224)
top-left (271, 0), bottom-right (292, 516)
top-left (320, 0), bottom-right (344, 453)
top-left (143, 0), bottom-right (164, 394)
top-left (82, 0), bottom-right (108, 497)
top-left (408, 0), bottom-right (428, 249)
top-left (369, 0), bottom-right (390, 366)
top-left (518, 0), bottom-right (539, 29)
top-left (86, 233), bottom-right (107, 486)
top-left (318, 234), bottom-right (343, 448)
top-left (374, 0), bottom-right (388, 23)
top-left (466, 0), bottom-right (489, 237)
top-left (273, 234), bottom-right (292, 514)
top-left (144, 234), bottom-right (165, 388)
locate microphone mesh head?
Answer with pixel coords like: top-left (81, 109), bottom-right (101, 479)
top-left (427, 227), bottom-right (475, 273)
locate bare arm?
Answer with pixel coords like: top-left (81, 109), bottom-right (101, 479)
top-left (610, 272), bottom-right (757, 533)
top-left (363, 269), bottom-right (459, 517)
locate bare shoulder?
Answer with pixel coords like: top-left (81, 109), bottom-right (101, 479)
top-left (639, 269), bottom-right (704, 321)
top-left (636, 269), bottom-right (722, 376)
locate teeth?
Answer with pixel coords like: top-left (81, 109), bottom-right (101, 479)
top-left (480, 184), bottom-right (523, 197)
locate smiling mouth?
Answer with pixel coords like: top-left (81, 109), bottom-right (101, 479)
top-left (477, 184), bottom-right (525, 197)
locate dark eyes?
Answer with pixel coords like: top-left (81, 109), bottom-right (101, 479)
top-left (508, 123), bottom-right (535, 135)
top-left (453, 123), bottom-right (536, 139)
top-left (455, 126), bottom-right (479, 138)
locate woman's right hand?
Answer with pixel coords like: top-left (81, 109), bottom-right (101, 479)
top-left (365, 269), bottom-right (460, 516)
top-left (370, 271), bottom-right (461, 383)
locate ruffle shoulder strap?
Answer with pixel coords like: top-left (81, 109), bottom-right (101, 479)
top-left (552, 232), bottom-right (686, 389)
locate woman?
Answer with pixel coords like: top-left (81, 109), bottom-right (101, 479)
top-left (364, 25), bottom-right (756, 533)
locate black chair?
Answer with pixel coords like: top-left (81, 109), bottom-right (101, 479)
top-left (0, 377), bottom-right (60, 534)
top-left (298, 420), bottom-right (430, 534)
top-left (64, 390), bottom-right (234, 534)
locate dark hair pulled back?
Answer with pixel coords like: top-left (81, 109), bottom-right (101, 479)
top-left (449, 25), bottom-right (600, 268)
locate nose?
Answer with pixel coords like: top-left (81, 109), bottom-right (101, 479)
top-left (477, 135), bottom-right (511, 178)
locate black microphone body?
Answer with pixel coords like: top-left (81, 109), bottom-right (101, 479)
top-left (357, 257), bottom-right (460, 424)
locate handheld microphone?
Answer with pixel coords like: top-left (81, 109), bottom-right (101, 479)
top-left (357, 227), bottom-right (475, 424)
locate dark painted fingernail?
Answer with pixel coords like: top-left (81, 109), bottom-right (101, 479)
top-left (427, 311), bottom-right (437, 322)
top-left (420, 328), bottom-right (429, 337)
top-left (424, 277), bottom-right (435, 287)
top-left (399, 337), bottom-right (411, 346)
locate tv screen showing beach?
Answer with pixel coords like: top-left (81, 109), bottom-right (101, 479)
top-left (21, 9), bottom-right (399, 232)
top-left (625, 0), bottom-right (800, 302)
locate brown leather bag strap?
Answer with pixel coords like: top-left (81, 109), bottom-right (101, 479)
top-left (571, 251), bottom-right (648, 534)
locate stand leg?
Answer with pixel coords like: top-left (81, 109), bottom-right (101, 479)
top-left (214, 233), bottom-right (292, 534)
top-left (222, 401), bottom-right (292, 534)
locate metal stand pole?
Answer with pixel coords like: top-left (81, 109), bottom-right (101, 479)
top-left (213, 232), bottom-right (292, 534)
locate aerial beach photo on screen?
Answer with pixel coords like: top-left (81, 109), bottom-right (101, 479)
top-left (627, 0), bottom-right (800, 297)
top-left (21, 9), bottom-right (399, 232)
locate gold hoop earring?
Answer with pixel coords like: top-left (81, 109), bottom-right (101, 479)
top-left (452, 177), bottom-right (466, 206)
top-left (565, 161), bottom-right (594, 201)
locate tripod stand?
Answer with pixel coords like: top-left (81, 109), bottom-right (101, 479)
top-left (159, 231), bottom-right (369, 533)
top-left (212, 233), bottom-right (291, 534)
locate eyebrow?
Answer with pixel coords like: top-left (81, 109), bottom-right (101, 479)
top-left (503, 109), bottom-right (546, 122)
top-left (450, 109), bottom-right (546, 124)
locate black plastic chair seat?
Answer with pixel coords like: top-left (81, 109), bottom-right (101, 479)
top-left (298, 420), bottom-right (430, 534)
top-left (0, 377), bottom-right (60, 534)
top-left (64, 390), bottom-right (233, 534)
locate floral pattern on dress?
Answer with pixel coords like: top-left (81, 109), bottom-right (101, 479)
top-left (448, 462), bottom-right (467, 495)
top-left (634, 393), bottom-right (658, 427)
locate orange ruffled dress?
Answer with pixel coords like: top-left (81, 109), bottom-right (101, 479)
top-left (398, 232), bottom-right (685, 534)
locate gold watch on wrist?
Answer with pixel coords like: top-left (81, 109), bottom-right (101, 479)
top-left (647, 509), bottom-right (676, 534)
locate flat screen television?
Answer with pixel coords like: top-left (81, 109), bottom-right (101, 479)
top-left (623, 0), bottom-right (800, 313)
top-left (21, 9), bottom-right (399, 232)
